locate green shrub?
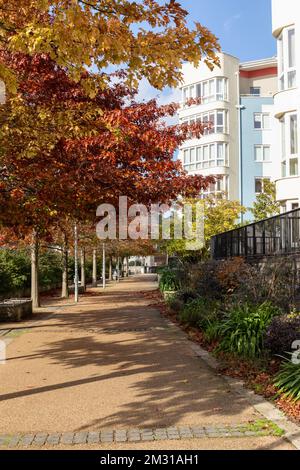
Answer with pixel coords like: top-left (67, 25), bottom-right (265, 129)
top-left (165, 293), bottom-right (184, 313)
top-left (179, 297), bottom-right (220, 328)
top-left (39, 250), bottom-right (62, 288)
top-left (176, 287), bottom-right (198, 304)
top-left (274, 356), bottom-right (300, 402)
top-left (0, 249), bottom-right (31, 294)
top-left (203, 319), bottom-right (222, 343)
top-left (159, 269), bottom-right (180, 292)
top-left (0, 248), bottom-right (64, 296)
top-left (217, 302), bottom-right (281, 359)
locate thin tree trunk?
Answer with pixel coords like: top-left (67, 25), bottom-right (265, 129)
top-left (92, 248), bottom-right (97, 287)
top-left (80, 248), bottom-right (86, 291)
top-left (117, 256), bottom-right (120, 281)
top-left (31, 230), bottom-right (40, 308)
top-left (109, 256), bottom-right (113, 281)
top-left (125, 256), bottom-right (129, 277)
top-left (61, 234), bottom-right (69, 298)
top-left (102, 243), bottom-right (106, 289)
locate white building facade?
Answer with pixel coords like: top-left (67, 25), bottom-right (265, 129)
top-left (178, 53), bottom-right (278, 215)
top-left (179, 53), bottom-right (240, 201)
top-left (272, 0), bottom-right (300, 211)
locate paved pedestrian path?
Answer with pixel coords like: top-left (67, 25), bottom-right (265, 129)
top-left (0, 275), bottom-right (295, 450)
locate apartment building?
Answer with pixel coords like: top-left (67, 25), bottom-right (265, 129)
top-left (239, 58), bottom-right (278, 216)
top-left (272, 0), bottom-right (300, 211)
top-left (178, 53), bottom-right (278, 215)
top-left (179, 53), bottom-right (240, 201)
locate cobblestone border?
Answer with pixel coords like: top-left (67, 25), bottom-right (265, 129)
top-left (0, 423), bottom-right (284, 448)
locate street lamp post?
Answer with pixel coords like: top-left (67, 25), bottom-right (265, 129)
top-left (74, 223), bottom-right (79, 303)
top-left (102, 242), bottom-right (106, 289)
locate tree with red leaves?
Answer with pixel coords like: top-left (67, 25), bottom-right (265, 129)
top-left (0, 52), bottom-right (215, 306)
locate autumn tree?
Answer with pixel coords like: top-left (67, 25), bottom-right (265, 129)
top-left (0, 1), bottom-right (221, 305)
top-left (163, 196), bottom-right (246, 260)
top-left (0, 52), bottom-right (216, 305)
top-left (0, 0), bottom-right (220, 92)
top-left (250, 179), bottom-right (280, 222)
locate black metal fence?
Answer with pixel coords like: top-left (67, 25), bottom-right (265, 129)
top-left (211, 208), bottom-right (300, 259)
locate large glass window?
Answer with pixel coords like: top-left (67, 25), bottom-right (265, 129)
top-left (290, 114), bottom-right (298, 155)
top-left (182, 143), bottom-right (229, 171)
top-left (182, 77), bottom-right (228, 105)
top-left (201, 175), bottom-right (229, 198)
top-left (182, 110), bottom-right (228, 136)
top-left (278, 27), bottom-right (296, 91)
top-left (280, 112), bottom-right (299, 177)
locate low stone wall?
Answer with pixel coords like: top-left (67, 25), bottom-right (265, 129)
top-left (68, 285), bottom-right (86, 295)
top-left (0, 299), bottom-right (33, 322)
top-left (0, 283), bottom-right (62, 301)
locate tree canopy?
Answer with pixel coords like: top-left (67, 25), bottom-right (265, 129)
top-left (0, 0), bottom-right (220, 92)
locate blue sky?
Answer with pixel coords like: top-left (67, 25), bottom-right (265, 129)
top-left (138, 0), bottom-right (276, 104)
top-left (181, 0), bottom-right (276, 62)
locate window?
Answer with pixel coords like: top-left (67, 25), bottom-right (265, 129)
top-left (250, 87), bottom-right (261, 96)
top-left (182, 77), bottom-right (228, 106)
top-left (278, 27), bottom-right (296, 90)
top-left (280, 113), bottom-right (299, 177)
top-left (254, 113), bottom-right (270, 130)
top-left (254, 145), bottom-right (271, 162)
top-left (182, 143), bottom-right (229, 171)
top-left (216, 78), bottom-right (225, 100)
top-left (201, 175), bottom-right (229, 198)
top-left (183, 110), bottom-right (228, 136)
top-left (255, 177), bottom-right (270, 194)
top-left (290, 114), bottom-right (298, 155)
top-left (184, 149), bottom-right (190, 164)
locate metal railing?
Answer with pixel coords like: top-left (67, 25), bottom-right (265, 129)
top-left (211, 208), bottom-right (300, 259)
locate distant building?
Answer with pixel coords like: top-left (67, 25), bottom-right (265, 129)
top-left (178, 53), bottom-right (278, 217)
top-left (239, 58), bottom-right (278, 218)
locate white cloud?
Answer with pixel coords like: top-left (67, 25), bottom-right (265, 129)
top-left (223, 13), bottom-right (241, 32)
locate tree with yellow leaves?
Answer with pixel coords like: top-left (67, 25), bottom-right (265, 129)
top-left (0, 0), bottom-right (220, 92)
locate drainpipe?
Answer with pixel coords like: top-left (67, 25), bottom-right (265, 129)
top-left (235, 71), bottom-right (244, 224)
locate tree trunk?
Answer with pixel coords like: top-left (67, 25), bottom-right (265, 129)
top-left (80, 248), bottom-right (86, 291)
top-left (125, 256), bottom-right (129, 277)
top-left (92, 248), bottom-right (97, 287)
top-left (117, 256), bottom-right (121, 282)
top-left (61, 235), bottom-right (69, 298)
top-left (109, 257), bottom-right (113, 281)
top-left (31, 230), bottom-right (40, 308)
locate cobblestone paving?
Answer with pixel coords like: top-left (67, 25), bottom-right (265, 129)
top-left (0, 422), bottom-right (284, 448)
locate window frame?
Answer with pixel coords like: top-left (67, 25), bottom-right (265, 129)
top-left (182, 143), bottom-right (229, 171)
top-left (182, 77), bottom-right (228, 105)
top-left (250, 86), bottom-right (261, 96)
top-left (255, 177), bottom-right (271, 194)
top-left (254, 112), bottom-right (270, 130)
top-left (278, 26), bottom-right (297, 91)
top-left (280, 112), bottom-right (299, 177)
top-left (254, 145), bottom-right (271, 162)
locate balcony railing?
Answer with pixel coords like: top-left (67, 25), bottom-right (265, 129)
top-left (211, 208), bottom-right (300, 259)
